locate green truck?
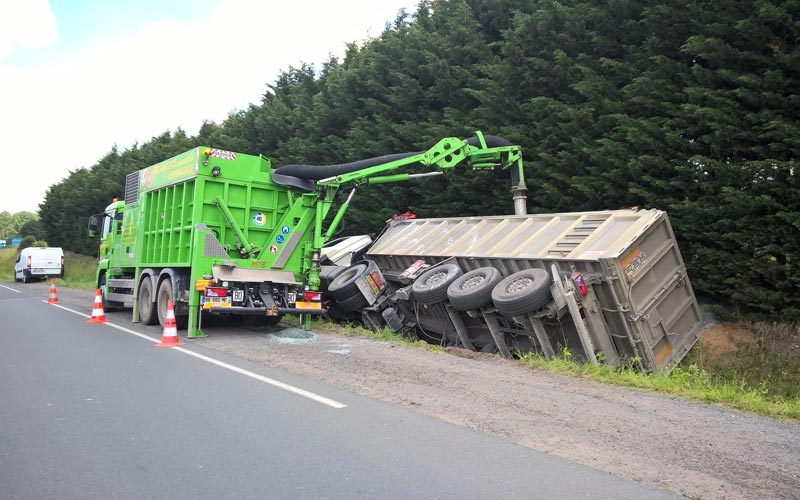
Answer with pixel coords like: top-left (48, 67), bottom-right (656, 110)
top-left (89, 134), bottom-right (526, 338)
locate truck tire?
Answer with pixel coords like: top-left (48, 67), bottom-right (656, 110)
top-left (320, 265), bottom-right (348, 290)
top-left (335, 292), bottom-right (368, 313)
top-left (412, 264), bottom-right (462, 305)
top-left (327, 263), bottom-right (368, 301)
top-left (138, 278), bottom-right (158, 325)
top-left (491, 268), bottom-right (553, 317)
top-left (99, 274), bottom-right (124, 312)
top-left (447, 267), bottom-right (502, 311)
top-left (157, 279), bottom-right (187, 330)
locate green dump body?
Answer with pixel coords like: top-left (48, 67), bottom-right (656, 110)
top-left (132, 147), bottom-right (305, 274)
top-left (96, 147), bottom-right (326, 338)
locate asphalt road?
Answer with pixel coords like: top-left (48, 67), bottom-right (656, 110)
top-left (0, 282), bottom-right (680, 499)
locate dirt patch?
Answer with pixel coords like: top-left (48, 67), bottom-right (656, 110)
top-left (698, 323), bottom-right (756, 361)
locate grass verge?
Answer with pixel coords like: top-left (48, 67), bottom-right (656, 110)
top-left (301, 316), bottom-right (445, 352)
top-left (518, 344), bottom-right (800, 423)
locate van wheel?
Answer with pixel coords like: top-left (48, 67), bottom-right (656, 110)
top-left (138, 278), bottom-right (158, 325)
top-left (22, 273), bottom-right (28, 284)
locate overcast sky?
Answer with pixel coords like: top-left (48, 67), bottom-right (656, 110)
top-left (0, 0), bottom-right (418, 213)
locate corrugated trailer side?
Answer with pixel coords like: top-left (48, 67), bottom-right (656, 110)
top-left (365, 208), bottom-right (703, 372)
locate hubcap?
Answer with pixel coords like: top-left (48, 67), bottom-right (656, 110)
top-left (506, 277), bottom-right (533, 293)
top-left (425, 271), bottom-right (448, 285)
top-left (460, 275), bottom-right (485, 290)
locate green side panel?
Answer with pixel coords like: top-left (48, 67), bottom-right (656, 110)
top-left (134, 146), bottom-right (288, 270)
top-left (139, 179), bottom-right (196, 267)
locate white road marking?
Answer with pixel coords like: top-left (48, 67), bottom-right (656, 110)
top-left (46, 301), bottom-right (347, 409)
top-left (0, 284), bottom-right (22, 293)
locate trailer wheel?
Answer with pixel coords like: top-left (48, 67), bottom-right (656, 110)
top-left (327, 263), bottom-right (368, 301)
top-left (412, 264), bottom-right (462, 305)
top-left (157, 279), bottom-right (187, 330)
top-left (138, 277), bottom-right (158, 325)
top-left (491, 268), bottom-right (553, 317)
top-left (447, 267), bottom-right (502, 311)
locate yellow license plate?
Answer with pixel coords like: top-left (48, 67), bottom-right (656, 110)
top-left (296, 301), bottom-right (322, 310)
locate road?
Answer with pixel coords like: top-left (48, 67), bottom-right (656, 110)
top-left (0, 282), bottom-right (680, 500)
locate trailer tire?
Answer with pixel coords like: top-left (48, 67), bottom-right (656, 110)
top-left (335, 292), bottom-right (368, 313)
top-left (327, 263), bottom-right (368, 301)
top-left (491, 268), bottom-right (553, 317)
top-left (138, 277), bottom-right (158, 325)
top-left (412, 264), bottom-right (462, 305)
top-left (447, 267), bottom-right (503, 311)
top-left (157, 279), bottom-right (187, 330)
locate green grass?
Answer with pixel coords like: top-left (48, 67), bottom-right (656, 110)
top-left (303, 316), bottom-right (445, 352)
top-left (518, 346), bottom-right (800, 423)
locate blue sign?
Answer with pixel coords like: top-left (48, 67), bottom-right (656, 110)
top-left (281, 225), bottom-right (290, 235)
top-left (11, 237), bottom-right (22, 246)
top-left (276, 235), bottom-right (285, 244)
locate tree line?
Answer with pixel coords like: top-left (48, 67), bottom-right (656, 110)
top-left (38, 0), bottom-right (800, 320)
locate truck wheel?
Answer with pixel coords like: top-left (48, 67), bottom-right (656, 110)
top-left (447, 267), bottom-right (502, 311)
top-left (320, 265), bottom-right (348, 290)
top-left (138, 278), bottom-right (158, 325)
top-left (157, 279), bottom-right (187, 330)
top-left (99, 275), bottom-right (124, 312)
top-left (412, 264), bottom-right (462, 305)
top-left (327, 263), bottom-right (368, 301)
top-left (335, 292), bottom-right (368, 313)
top-left (491, 268), bottom-right (553, 317)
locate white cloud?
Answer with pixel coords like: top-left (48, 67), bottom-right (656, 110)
top-left (0, 0), bottom-right (417, 213)
top-left (0, 0), bottom-right (58, 60)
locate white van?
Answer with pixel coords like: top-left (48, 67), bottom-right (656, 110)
top-left (14, 247), bottom-right (64, 283)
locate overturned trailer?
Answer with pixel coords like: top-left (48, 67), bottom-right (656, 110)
top-left (341, 208), bottom-right (702, 373)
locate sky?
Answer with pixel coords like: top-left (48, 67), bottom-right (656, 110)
top-left (0, 0), bottom-right (418, 214)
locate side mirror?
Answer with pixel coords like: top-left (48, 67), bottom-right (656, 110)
top-left (88, 215), bottom-right (99, 238)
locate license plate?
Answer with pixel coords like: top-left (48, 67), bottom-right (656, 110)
top-left (31, 268), bottom-right (45, 274)
top-left (201, 296), bottom-right (231, 309)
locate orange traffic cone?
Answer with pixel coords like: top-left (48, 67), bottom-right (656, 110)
top-left (154, 300), bottom-right (184, 347)
top-left (47, 280), bottom-right (59, 304)
top-left (86, 289), bottom-right (108, 324)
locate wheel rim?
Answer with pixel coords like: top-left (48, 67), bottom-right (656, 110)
top-left (460, 275), bottom-right (485, 290)
top-left (506, 276), bottom-right (533, 293)
top-left (425, 271), bottom-right (448, 286)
